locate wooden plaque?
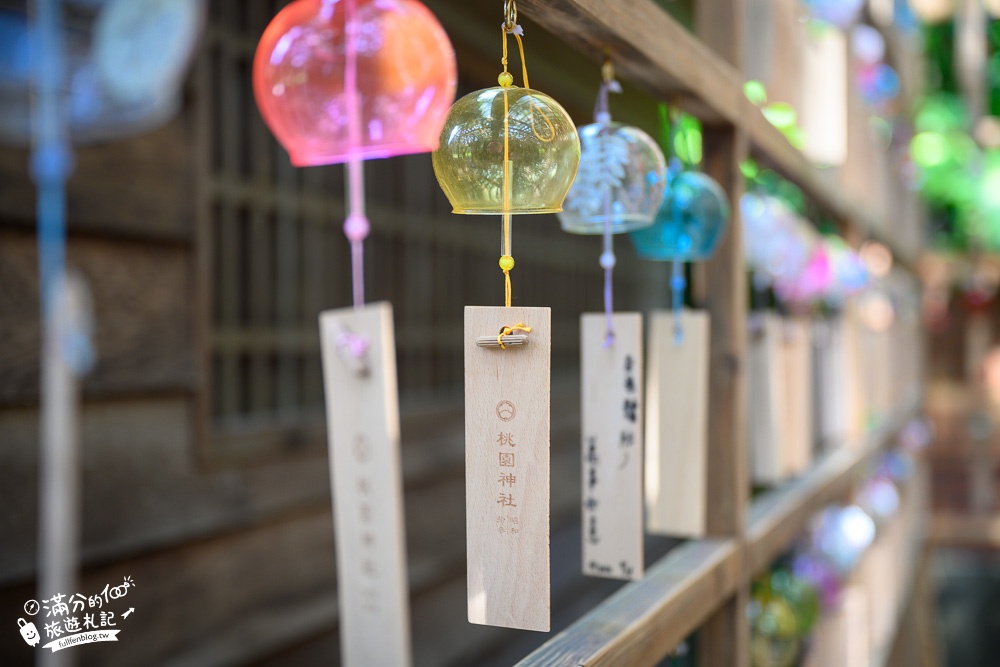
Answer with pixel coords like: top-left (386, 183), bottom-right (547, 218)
top-left (645, 309), bottom-right (710, 537)
top-left (465, 306), bottom-right (551, 632)
top-left (781, 318), bottom-right (813, 476)
top-left (813, 316), bottom-right (849, 452)
top-left (319, 303), bottom-right (411, 667)
top-left (748, 313), bottom-right (789, 485)
top-left (841, 585), bottom-right (871, 667)
top-left (843, 303), bottom-right (864, 440)
top-left (580, 312), bottom-right (644, 580)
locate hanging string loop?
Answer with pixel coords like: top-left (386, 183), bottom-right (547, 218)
top-left (598, 54), bottom-right (622, 347)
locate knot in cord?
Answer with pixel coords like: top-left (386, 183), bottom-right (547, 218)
top-left (497, 322), bottom-right (532, 349)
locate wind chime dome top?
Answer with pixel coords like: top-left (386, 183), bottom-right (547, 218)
top-left (432, 85), bottom-right (581, 214)
top-left (558, 121), bottom-right (666, 234)
top-left (253, 0), bottom-right (457, 167)
top-left (629, 169), bottom-right (731, 261)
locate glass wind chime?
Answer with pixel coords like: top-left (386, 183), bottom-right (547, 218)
top-left (558, 56), bottom-right (666, 344)
top-left (630, 105), bottom-right (730, 342)
top-left (254, 2), bottom-right (456, 665)
top-left (433, 0), bottom-right (579, 311)
top-left (557, 56), bottom-right (664, 582)
top-left (255, 0), bottom-right (456, 309)
top-left (432, 0), bottom-right (580, 632)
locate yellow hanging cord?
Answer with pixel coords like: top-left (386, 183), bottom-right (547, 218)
top-left (497, 0), bottom-right (546, 308)
top-left (499, 17), bottom-right (515, 308)
top-left (497, 323), bottom-right (532, 349)
top-left (500, 21), bottom-right (554, 142)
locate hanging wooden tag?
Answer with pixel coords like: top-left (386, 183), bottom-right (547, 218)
top-left (318, 302), bottom-right (411, 667)
top-left (780, 317), bottom-right (813, 476)
top-left (748, 313), bottom-right (789, 485)
top-left (465, 305), bottom-right (550, 632)
top-left (842, 303), bottom-right (864, 441)
top-left (813, 316), bottom-right (849, 453)
top-left (579, 312), bottom-right (644, 580)
top-left (645, 309), bottom-right (710, 537)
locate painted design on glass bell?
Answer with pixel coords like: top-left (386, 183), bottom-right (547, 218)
top-left (559, 63), bottom-right (664, 235)
top-left (559, 123), bottom-right (666, 233)
top-left (568, 129), bottom-right (631, 215)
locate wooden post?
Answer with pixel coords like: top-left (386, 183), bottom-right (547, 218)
top-left (695, 122), bottom-right (750, 667)
top-left (694, 1), bottom-right (749, 665)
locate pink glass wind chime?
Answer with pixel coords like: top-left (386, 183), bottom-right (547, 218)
top-left (253, 2), bottom-right (456, 664)
top-left (254, 0), bottom-right (456, 313)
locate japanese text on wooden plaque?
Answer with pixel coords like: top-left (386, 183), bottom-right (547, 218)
top-left (580, 313), bottom-right (644, 580)
top-left (465, 306), bottom-right (551, 632)
top-left (319, 303), bottom-right (411, 666)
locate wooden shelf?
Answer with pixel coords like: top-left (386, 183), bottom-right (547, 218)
top-left (517, 0), bottom-right (744, 124)
top-left (518, 0), bottom-right (918, 270)
top-left (516, 402), bottom-right (917, 666)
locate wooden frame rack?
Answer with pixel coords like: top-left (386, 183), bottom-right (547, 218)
top-left (510, 0), bottom-right (923, 665)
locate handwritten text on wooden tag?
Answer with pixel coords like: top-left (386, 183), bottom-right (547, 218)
top-left (580, 312), bottom-right (644, 580)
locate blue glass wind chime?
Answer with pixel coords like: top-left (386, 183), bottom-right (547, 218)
top-left (630, 105), bottom-right (731, 341)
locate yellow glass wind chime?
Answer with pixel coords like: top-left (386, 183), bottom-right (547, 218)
top-left (433, 0), bottom-right (579, 315)
top-left (432, 0), bottom-right (580, 632)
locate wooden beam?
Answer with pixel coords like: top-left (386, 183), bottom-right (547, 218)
top-left (699, 125), bottom-right (750, 538)
top-left (927, 512), bottom-right (1000, 548)
top-left (517, 0), bottom-right (743, 124)
top-left (514, 539), bottom-right (739, 667)
top-left (694, 1), bottom-right (749, 663)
